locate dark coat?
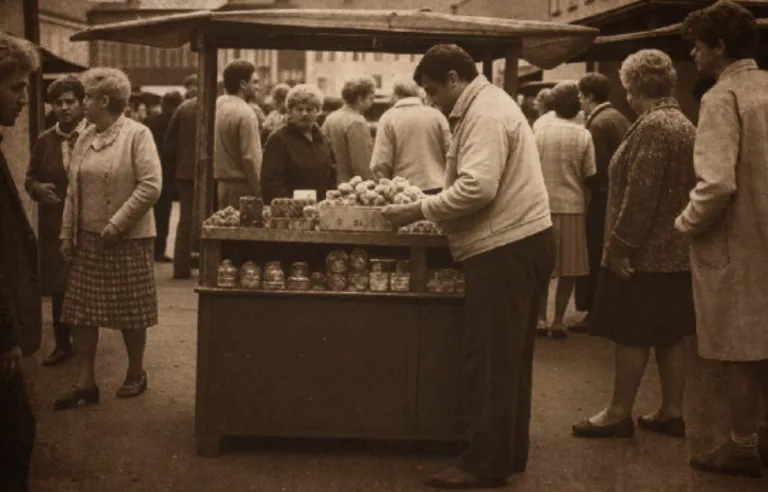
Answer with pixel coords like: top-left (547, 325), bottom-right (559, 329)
top-left (145, 111), bottom-right (177, 198)
top-left (1, 139), bottom-right (42, 357)
top-left (24, 127), bottom-right (71, 295)
top-left (585, 103), bottom-right (631, 192)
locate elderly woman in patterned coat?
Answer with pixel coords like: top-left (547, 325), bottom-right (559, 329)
top-left (56, 67), bottom-right (161, 410)
top-left (572, 50), bottom-right (697, 439)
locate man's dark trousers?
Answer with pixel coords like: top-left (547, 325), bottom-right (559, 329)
top-left (458, 228), bottom-right (555, 479)
top-left (0, 373), bottom-right (35, 491)
top-left (575, 190), bottom-right (608, 312)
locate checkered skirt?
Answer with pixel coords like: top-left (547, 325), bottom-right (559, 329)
top-left (61, 231), bottom-right (158, 330)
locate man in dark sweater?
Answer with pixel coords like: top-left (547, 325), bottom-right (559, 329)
top-left (145, 91), bottom-right (183, 262)
top-left (572, 73), bottom-right (631, 332)
top-left (0, 32), bottom-right (43, 492)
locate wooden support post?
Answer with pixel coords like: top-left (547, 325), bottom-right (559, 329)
top-left (23, 0), bottom-right (43, 143)
top-left (482, 55), bottom-right (494, 81)
top-left (194, 35), bottom-right (218, 286)
top-left (503, 41), bottom-right (522, 99)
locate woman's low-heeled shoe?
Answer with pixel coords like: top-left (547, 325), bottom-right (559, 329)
top-left (116, 371), bottom-right (148, 398)
top-left (54, 386), bottom-right (100, 410)
top-left (637, 415), bottom-right (686, 437)
top-left (572, 418), bottom-right (635, 438)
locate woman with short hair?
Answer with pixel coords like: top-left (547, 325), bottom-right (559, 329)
top-left (261, 84), bottom-right (335, 203)
top-left (56, 67), bottom-right (162, 410)
top-left (262, 82), bottom-right (291, 141)
top-left (573, 49), bottom-right (697, 439)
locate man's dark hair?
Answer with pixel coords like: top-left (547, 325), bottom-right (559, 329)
top-left (161, 90), bottom-right (183, 114)
top-left (681, 0), bottom-right (758, 59)
top-left (340, 77), bottom-right (375, 105)
top-left (551, 82), bottom-right (581, 120)
top-left (222, 60), bottom-right (256, 95)
top-left (413, 44), bottom-right (479, 85)
top-left (183, 73), bottom-right (197, 89)
top-left (47, 74), bottom-right (85, 103)
top-left (577, 72), bottom-right (611, 104)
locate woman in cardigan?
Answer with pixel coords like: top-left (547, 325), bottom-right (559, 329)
top-left (261, 84), bottom-right (336, 203)
top-left (572, 50), bottom-right (697, 438)
top-left (55, 68), bottom-right (162, 410)
top-left (24, 74), bottom-right (88, 366)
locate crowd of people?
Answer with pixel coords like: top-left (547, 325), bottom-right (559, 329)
top-left (1, 0), bottom-right (767, 490)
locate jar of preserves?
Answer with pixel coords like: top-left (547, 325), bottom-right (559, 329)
top-left (369, 272), bottom-right (389, 292)
top-left (290, 262), bottom-right (310, 279)
top-left (286, 276), bottom-right (311, 290)
top-left (348, 272), bottom-right (369, 292)
top-left (327, 273), bottom-right (348, 291)
top-left (240, 261), bottom-right (262, 289)
top-left (326, 250), bottom-right (349, 274)
top-left (390, 273), bottom-right (411, 292)
top-left (349, 248), bottom-right (369, 272)
top-left (263, 261), bottom-right (285, 282)
top-left (310, 271), bottom-right (327, 290)
top-left (217, 259), bottom-right (238, 288)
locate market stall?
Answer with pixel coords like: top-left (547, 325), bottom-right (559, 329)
top-left (72, 8), bottom-right (597, 456)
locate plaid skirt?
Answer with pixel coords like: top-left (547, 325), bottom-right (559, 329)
top-left (61, 231), bottom-right (158, 330)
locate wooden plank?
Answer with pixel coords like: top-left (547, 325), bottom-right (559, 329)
top-left (200, 227), bottom-right (449, 248)
top-left (195, 286), bottom-right (464, 301)
top-left (194, 34), bottom-right (217, 286)
top-left (195, 295), bottom-right (222, 457)
top-left (504, 41), bottom-right (522, 99)
top-left (409, 247), bottom-right (428, 293)
top-left (200, 240), bottom-right (221, 288)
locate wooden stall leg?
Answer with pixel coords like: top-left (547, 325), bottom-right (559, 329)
top-left (409, 247), bottom-right (427, 293)
top-left (196, 434), bottom-right (222, 457)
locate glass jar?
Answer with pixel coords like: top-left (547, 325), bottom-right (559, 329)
top-left (217, 259), bottom-right (238, 288)
top-left (369, 272), bottom-right (389, 292)
top-left (263, 261), bottom-right (285, 282)
top-left (347, 272), bottom-right (369, 292)
top-left (326, 250), bottom-right (349, 274)
top-left (390, 273), bottom-right (411, 292)
top-left (349, 248), bottom-right (369, 272)
top-left (290, 262), bottom-right (310, 279)
top-left (286, 276), bottom-right (311, 290)
top-left (327, 273), bottom-right (348, 291)
top-left (240, 261), bottom-right (262, 289)
top-left (310, 271), bottom-right (327, 290)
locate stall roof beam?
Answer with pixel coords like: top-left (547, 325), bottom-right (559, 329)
top-left (71, 8), bottom-right (598, 70)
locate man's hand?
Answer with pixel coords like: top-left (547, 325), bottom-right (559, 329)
top-left (608, 255), bottom-right (635, 280)
top-left (101, 223), bottom-right (121, 247)
top-left (36, 183), bottom-right (61, 205)
top-left (381, 202), bottom-right (425, 227)
top-left (0, 346), bottom-right (23, 381)
top-left (61, 238), bottom-right (74, 262)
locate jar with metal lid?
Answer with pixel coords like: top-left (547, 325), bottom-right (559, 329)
top-left (217, 259), bottom-right (238, 288)
top-left (240, 261), bottom-right (262, 289)
top-left (290, 262), bottom-right (310, 279)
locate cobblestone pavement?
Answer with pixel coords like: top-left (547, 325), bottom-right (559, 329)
top-left (22, 206), bottom-right (767, 491)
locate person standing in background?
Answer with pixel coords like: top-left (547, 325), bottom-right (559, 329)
top-left (0, 31), bottom-right (42, 492)
top-left (369, 79), bottom-right (450, 195)
top-left (531, 88), bottom-right (556, 133)
top-left (145, 91), bottom-right (183, 263)
top-left (164, 90), bottom-right (199, 279)
top-left (535, 81), bottom-right (596, 339)
top-left (214, 60), bottom-right (263, 207)
top-left (262, 83), bottom-right (290, 142)
top-left (182, 73), bottom-right (197, 100)
top-left (570, 73), bottom-right (631, 333)
top-left (322, 77), bottom-right (376, 183)
top-left (25, 75), bottom-right (87, 366)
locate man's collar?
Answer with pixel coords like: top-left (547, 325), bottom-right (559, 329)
top-left (448, 75), bottom-right (490, 121)
top-left (394, 97), bottom-right (423, 108)
top-left (585, 102), bottom-right (611, 125)
top-left (719, 58), bottom-right (758, 82)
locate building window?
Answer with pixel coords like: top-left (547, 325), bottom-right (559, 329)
top-left (550, 0), bottom-right (562, 17)
top-left (374, 52), bottom-right (383, 62)
top-left (317, 77), bottom-right (327, 92)
top-left (329, 51), bottom-right (336, 61)
top-left (315, 51), bottom-right (323, 62)
top-left (373, 75), bottom-right (382, 89)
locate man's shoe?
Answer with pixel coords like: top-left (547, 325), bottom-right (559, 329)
top-left (637, 415), bottom-right (686, 438)
top-left (42, 348), bottom-right (74, 367)
top-left (54, 385), bottom-right (100, 410)
top-left (689, 440), bottom-right (763, 478)
top-left (572, 417), bottom-right (635, 438)
top-left (758, 426), bottom-right (768, 466)
top-left (424, 467), bottom-right (507, 490)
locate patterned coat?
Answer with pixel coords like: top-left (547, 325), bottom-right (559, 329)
top-left (676, 59), bottom-right (768, 361)
top-left (604, 97), bottom-right (696, 273)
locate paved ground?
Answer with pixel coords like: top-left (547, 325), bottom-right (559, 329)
top-left (22, 205), bottom-right (768, 491)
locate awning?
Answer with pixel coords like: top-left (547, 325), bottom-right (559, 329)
top-left (41, 46), bottom-right (88, 73)
top-left (571, 18), bottom-right (768, 62)
top-left (71, 8), bottom-right (599, 69)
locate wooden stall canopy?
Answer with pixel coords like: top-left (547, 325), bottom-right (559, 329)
top-left (70, 8), bottom-right (599, 70)
top-left (570, 18), bottom-right (768, 62)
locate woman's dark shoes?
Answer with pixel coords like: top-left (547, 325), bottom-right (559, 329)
top-left (42, 348), bottom-right (74, 367)
top-left (424, 467), bottom-right (507, 490)
top-left (116, 371), bottom-right (148, 398)
top-left (689, 440), bottom-right (763, 478)
top-left (572, 417), bottom-right (635, 438)
top-left (637, 415), bottom-right (686, 438)
top-left (54, 385), bottom-right (100, 410)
